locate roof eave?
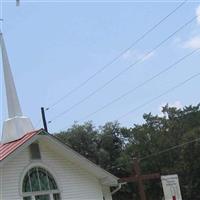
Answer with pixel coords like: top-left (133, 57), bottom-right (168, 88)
top-left (43, 134), bottom-right (119, 186)
top-left (0, 131), bottom-right (42, 167)
top-left (0, 130), bottom-right (119, 186)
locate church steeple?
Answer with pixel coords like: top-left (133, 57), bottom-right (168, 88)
top-left (1, 33), bottom-right (34, 144)
top-left (1, 33), bottom-right (23, 118)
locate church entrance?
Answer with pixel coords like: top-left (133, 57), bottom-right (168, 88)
top-left (22, 167), bottom-right (61, 200)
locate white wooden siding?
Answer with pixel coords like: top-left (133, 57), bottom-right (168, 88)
top-left (0, 140), bottom-right (113, 200)
top-left (102, 185), bottom-right (113, 200)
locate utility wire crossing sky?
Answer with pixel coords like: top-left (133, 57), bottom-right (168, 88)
top-left (48, 14), bottom-right (199, 124)
top-left (46, 0), bottom-right (187, 111)
top-left (0, 2), bottom-right (200, 133)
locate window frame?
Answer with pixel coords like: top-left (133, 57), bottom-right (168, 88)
top-left (21, 165), bottom-right (61, 200)
top-left (23, 191), bottom-right (60, 200)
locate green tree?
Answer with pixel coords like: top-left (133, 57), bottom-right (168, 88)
top-left (57, 122), bottom-right (99, 163)
top-left (56, 104), bottom-right (200, 200)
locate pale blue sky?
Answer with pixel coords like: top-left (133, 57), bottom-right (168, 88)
top-left (0, 1), bottom-right (200, 135)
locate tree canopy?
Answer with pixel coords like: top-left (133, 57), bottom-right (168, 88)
top-left (56, 104), bottom-right (200, 200)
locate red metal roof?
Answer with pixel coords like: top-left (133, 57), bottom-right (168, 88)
top-left (0, 130), bottom-right (41, 161)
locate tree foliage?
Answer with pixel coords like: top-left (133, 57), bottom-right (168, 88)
top-left (56, 104), bottom-right (200, 200)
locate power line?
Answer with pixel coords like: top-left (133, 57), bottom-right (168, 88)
top-left (49, 15), bottom-right (197, 124)
top-left (117, 72), bottom-right (200, 121)
top-left (49, 15), bottom-right (197, 123)
top-left (61, 56), bottom-right (199, 131)
top-left (140, 137), bottom-right (200, 161)
top-left (46, 1), bottom-right (187, 110)
top-left (77, 48), bottom-right (199, 122)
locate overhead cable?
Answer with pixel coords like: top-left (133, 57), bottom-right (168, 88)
top-left (78, 48), bottom-right (199, 122)
top-left (60, 71), bottom-right (200, 131)
top-left (49, 14), bottom-right (198, 124)
top-left (46, 1), bottom-right (187, 110)
top-left (117, 72), bottom-right (200, 121)
top-left (140, 137), bottom-right (200, 161)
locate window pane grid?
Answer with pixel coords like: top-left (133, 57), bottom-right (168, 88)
top-left (23, 174), bottom-right (31, 192)
top-left (39, 168), bottom-right (49, 191)
top-left (23, 189), bottom-right (59, 196)
top-left (23, 167), bottom-right (60, 200)
top-left (45, 170), bottom-right (51, 190)
top-left (36, 168), bottom-right (42, 191)
top-left (30, 168), bottom-right (40, 191)
top-left (28, 170), bottom-right (33, 193)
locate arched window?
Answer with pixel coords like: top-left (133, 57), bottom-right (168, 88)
top-left (22, 167), bottom-right (61, 200)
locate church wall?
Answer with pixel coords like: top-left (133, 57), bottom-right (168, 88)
top-left (0, 139), bottom-right (113, 200)
top-left (102, 185), bottom-right (113, 200)
top-left (1, 145), bottom-right (30, 200)
top-left (0, 165), bottom-right (3, 200)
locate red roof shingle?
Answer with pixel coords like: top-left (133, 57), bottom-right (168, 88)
top-left (0, 130), bottom-right (40, 161)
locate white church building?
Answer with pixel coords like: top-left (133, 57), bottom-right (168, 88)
top-left (0, 33), bottom-right (120, 200)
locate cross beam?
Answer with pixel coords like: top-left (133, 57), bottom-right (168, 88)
top-left (119, 158), bottom-right (160, 200)
top-left (120, 173), bottom-right (161, 182)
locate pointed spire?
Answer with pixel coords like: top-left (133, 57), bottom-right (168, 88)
top-left (1, 33), bottom-right (22, 118)
top-left (1, 33), bottom-right (34, 144)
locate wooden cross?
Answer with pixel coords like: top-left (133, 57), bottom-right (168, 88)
top-left (119, 158), bottom-right (160, 200)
